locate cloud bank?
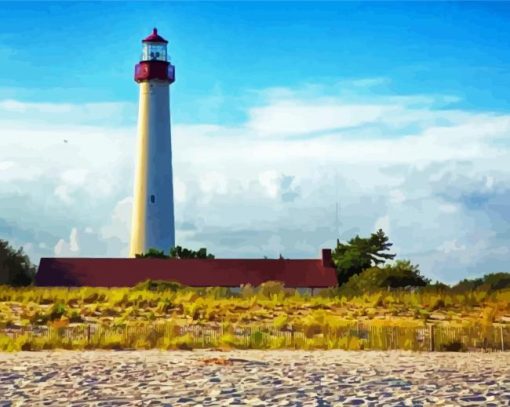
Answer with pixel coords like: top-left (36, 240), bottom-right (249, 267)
top-left (1, 80), bottom-right (510, 284)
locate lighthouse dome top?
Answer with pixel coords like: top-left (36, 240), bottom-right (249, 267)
top-left (143, 28), bottom-right (168, 44)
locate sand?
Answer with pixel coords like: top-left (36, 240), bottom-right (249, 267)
top-left (0, 350), bottom-right (509, 406)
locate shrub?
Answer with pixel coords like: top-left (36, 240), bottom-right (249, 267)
top-left (257, 281), bottom-right (287, 299)
top-left (240, 284), bottom-right (255, 298)
top-left (340, 260), bottom-right (429, 295)
top-left (453, 273), bottom-right (510, 293)
top-left (423, 282), bottom-right (451, 293)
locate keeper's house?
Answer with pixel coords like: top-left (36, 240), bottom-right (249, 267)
top-left (35, 249), bottom-right (338, 293)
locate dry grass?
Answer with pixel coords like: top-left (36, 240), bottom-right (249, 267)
top-left (0, 282), bottom-right (508, 351)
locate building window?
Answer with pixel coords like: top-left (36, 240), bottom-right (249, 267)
top-left (150, 195), bottom-right (155, 203)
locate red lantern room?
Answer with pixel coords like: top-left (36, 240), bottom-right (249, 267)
top-left (134, 28), bottom-right (175, 84)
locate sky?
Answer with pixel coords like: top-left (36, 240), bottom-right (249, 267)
top-left (1, 2), bottom-right (510, 284)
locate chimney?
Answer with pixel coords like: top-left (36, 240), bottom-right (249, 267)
top-left (321, 248), bottom-right (334, 268)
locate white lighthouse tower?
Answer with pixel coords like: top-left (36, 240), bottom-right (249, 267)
top-left (129, 28), bottom-right (176, 257)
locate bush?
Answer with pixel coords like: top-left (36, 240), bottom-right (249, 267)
top-left (257, 281), bottom-right (287, 299)
top-left (340, 260), bottom-right (429, 295)
top-left (453, 273), bottom-right (510, 293)
top-left (240, 284), bottom-right (255, 298)
top-left (422, 282), bottom-right (451, 293)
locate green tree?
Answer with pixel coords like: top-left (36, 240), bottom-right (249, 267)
top-left (0, 239), bottom-right (36, 286)
top-left (332, 229), bottom-right (396, 285)
top-left (135, 248), bottom-right (169, 258)
top-left (136, 246), bottom-right (215, 259)
top-left (169, 245), bottom-right (214, 259)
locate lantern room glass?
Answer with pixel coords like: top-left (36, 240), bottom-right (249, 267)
top-left (142, 43), bottom-right (167, 62)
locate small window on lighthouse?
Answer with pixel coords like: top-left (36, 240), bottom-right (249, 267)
top-left (150, 195), bottom-right (155, 203)
top-left (142, 43), bottom-right (167, 62)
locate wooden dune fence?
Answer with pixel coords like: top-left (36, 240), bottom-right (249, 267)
top-left (2, 323), bottom-right (509, 351)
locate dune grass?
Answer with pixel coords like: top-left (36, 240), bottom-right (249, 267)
top-left (0, 281), bottom-right (508, 351)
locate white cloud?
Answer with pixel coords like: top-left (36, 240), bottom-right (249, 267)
top-left (100, 197), bottom-right (133, 243)
top-left (374, 215), bottom-right (391, 236)
top-left (247, 101), bottom-right (394, 136)
top-left (199, 171), bottom-right (228, 196)
top-left (54, 227), bottom-right (80, 256)
top-left (258, 171), bottom-right (280, 199)
top-left (54, 184), bottom-right (74, 204)
top-left (60, 168), bottom-right (89, 186)
top-left (438, 239), bottom-right (467, 254)
top-left (439, 203), bottom-right (459, 213)
top-left (0, 161), bottom-right (14, 171)
top-left (389, 190), bottom-right (406, 204)
top-left (173, 177), bottom-right (187, 204)
top-left (0, 99), bottom-right (136, 126)
top-left (3, 83), bottom-right (510, 283)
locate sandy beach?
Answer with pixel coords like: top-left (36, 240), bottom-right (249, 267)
top-left (0, 350), bottom-right (509, 406)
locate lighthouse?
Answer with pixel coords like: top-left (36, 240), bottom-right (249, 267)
top-left (129, 28), bottom-right (176, 257)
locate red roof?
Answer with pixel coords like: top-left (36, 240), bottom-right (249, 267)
top-left (142, 28), bottom-right (168, 43)
top-left (35, 250), bottom-right (338, 288)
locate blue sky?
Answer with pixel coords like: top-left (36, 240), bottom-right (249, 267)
top-left (1, 2), bottom-right (510, 284)
top-left (3, 2), bottom-right (510, 117)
